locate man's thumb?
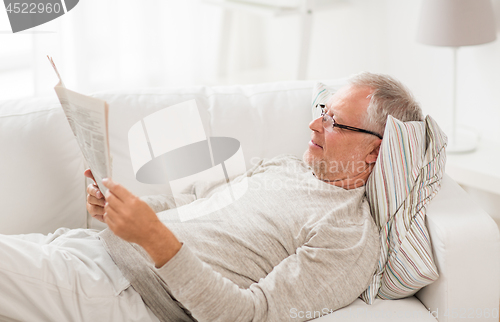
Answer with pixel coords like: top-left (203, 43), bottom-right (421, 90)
top-left (84, 168), bottom-right (97, 186)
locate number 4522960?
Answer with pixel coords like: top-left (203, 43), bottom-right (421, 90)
top-left (6, 3), bottom-right (62, 14)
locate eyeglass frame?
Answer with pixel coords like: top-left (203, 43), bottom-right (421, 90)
top-left (315, 104), bottom-right (383, 140)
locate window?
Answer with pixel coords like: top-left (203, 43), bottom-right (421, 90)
top-left (0, 12), bottom-right (34, 100)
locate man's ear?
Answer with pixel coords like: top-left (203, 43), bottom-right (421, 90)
top-left (365, 139), bottom-right (381, 165)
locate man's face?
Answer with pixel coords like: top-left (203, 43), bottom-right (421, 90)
top-left (303, 84), bottom-right (377, 182)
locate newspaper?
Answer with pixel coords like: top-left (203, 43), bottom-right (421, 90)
top-left (48, 56), bottom-right (112, 195)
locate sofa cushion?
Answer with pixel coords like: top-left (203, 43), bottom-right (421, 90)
top-left (0, 97), bottom-right (87, 234)
top-left (313, 297), bottom-right (437, 321)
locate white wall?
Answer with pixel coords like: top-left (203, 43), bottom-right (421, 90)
top-left (240, 0), bottom-right (500, 141)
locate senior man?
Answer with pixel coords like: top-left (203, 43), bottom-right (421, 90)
top-left (0, 72), bottom-right (423, 321)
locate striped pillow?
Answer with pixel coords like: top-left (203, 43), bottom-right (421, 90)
top-left (310, 83), bottom-right (447, 303)
top-left (360, 115), bottom-right (446, 303)
top-left (311, 82), bottom-right (335, 116)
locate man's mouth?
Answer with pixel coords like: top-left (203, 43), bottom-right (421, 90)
top-left (310, 140), bottom-right (323, 149)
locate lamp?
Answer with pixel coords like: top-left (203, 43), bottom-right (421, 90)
top-left (416, 0), bottom-right (497, 153)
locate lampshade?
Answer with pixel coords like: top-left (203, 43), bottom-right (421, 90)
top-left (416, 0), bottom-right (497, 47)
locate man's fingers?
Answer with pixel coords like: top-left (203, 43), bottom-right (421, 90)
top-left (84, 169), bottom-right (104, 198)
top-left (103, 212), bottom-right (112, 225)
top-left (104, 192), bottom-right (127, 213)
top-left (87, 194), bottom-right (105, 207)
top-left (102, 178), bottom-right (130, 201)
top-left (87, 203), bottom-right (105, 216)
top-left (93, 214), bottom-right (105, 223)
top-left (86, 183), bottom-right (104, 200)
top-left (94, 185), bottom-right (104, 199)
top-left (84, 168), bottom-right (97, 185)
top-left (103, 206), bottom-right (118, 226)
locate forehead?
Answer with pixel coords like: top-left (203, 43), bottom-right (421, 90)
top-left (326, 85), bottom-right (373, 125)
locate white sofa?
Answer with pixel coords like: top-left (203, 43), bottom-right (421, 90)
top-left (0, 79), bottom-right (499, 321)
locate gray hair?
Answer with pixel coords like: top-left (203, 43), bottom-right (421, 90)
top-left (347, 72), bottom-right (423, 137)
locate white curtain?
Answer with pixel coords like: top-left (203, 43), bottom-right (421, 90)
top-left (52, 0), bottom-right (224, 94)
top-left (0, 0), bottom-right (273, 100)
top-left (12, 0), bottom-right (265, 98)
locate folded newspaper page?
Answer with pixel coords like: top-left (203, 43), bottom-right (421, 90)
top-left (48, 56), bottom-right (112, 195)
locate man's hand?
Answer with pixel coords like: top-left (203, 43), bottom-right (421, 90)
top-left (101, 178), bottom-right (182, 267)
top-left (84, 169), bottom-right (106, 222)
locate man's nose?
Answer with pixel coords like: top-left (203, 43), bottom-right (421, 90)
top-left (309, 116), bottom-right (323, 133)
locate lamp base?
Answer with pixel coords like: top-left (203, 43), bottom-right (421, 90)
top-left (447, 128), bottom-right (480, 154)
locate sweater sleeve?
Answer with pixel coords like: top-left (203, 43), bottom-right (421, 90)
top-left (155, 219), bottom-right (379, 322)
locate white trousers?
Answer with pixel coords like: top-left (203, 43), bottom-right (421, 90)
top-left (0, 227), bottom-right (160, 322)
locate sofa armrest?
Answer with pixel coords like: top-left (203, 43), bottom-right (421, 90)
top-left (416, 174), bottom-right (500, 321)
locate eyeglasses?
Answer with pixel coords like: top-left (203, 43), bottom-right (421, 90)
top-left (314, 104), bottom-right (383, 139)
